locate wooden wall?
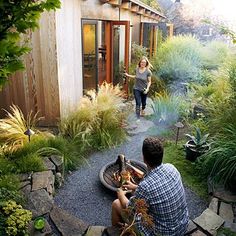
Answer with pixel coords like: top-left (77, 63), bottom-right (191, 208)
top-left (0, 11), bottom-right (60, 126)
top-left (55, 0), bottom-right (83, 120)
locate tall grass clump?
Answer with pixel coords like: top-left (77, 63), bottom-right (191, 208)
top-left (151, 91), bottom-right (189, 126)
top-left (153, 35), bottom-right (203, 83)
top-left (0, 105), bottom-right (53, 152)
top-left (200, 125), bottom-right (236, 193)
top-left (60, 82), bottom-right (127, 150)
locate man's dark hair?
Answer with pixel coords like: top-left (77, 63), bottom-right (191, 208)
top-left (142, 137), bottom-right (163, 168)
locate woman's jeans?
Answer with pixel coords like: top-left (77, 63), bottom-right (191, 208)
top-left (133, 89), bottom-right (147, 118)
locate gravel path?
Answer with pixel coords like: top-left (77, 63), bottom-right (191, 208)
top-left (54, 115), bottom-right (207, 226)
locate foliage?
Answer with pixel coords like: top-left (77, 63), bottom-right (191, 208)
top-left (153, 35), bottom-right (203, 83)
top-left (0, 175), bottom-right (19, 192)
top-left (1, 200), bottom-right (32, 236)
top-left (0, 105), bottom-right (53, 152)
top-left (60, 82), bottom-right (127, 150)
top-left (131, 43), bottom-right (148, 65)
top-left (0, 0), bottom-right (61, 89)
top-left (0, 188), bottom-right (23, 205)
top-left (185, 127), bottom-right (209, 152)
top-left (151, 91), bottom-right (189, 126)
top-left (15, 153), bottom-right (45, 173)
top-left (164, 142), bottom-right (208, 199)
top-left (201, 41), bottom-right (230, 70)
top-left (121, 198), bottom-right (154, 236)
top-left (140, 0), bottom-right (162, 11)
top-left (200, 125), bottom-right (236, 192)
top-left (203, 20), bottom-right (236, 44)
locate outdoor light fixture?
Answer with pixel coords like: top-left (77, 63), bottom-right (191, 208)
top-left (175, 122), bottom-right (184, 145)
top-left (24, 128), bottom-right (35, 142)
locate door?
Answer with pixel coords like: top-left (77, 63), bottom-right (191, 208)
top-left (110, 21), bottom-right (130, 93)
top-left (82, 20), bottom-right (98, 92)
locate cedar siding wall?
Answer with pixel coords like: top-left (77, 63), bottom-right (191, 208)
top-left (55, 0), bottom-right (83, 120)
top-left (0, 11), bottom-right (60, 126)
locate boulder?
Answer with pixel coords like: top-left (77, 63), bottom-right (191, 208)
top-left (26, 189), bottom-right (53, 218)
top-left (28, 218), bottom-right (52, 236)
top-left (32, 171), bottom-right (55, 195)
top-left (85, 226), bottom-right (106, 236)
top-left (50, 155), bottom-right (64, 174)
top-left (42, 156), bottom-right (56, 173)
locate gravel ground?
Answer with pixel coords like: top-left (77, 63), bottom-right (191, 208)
top-left (54, 115), bottom-right (208, 227)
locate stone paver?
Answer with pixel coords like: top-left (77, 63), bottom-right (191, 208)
top-left (50, 205), bottom-right (89, 236)
top-left (219, 202), bottom-right (234, 223)
top-left (191, 230), bottom-right (207, 236)
top-left (85, 226), bottom-right (106, 236)
top-left (193, 208), bottom-right (224, 236)
top-left (209, 197), bottom-right (219, 214)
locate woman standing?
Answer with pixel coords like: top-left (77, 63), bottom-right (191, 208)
top-left (124, 56), bottom-right (152, 122)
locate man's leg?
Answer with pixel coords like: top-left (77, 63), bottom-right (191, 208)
top-left (111, 199), bottom-right (123, 226)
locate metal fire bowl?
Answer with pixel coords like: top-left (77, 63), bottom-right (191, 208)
top-left (99, 160), bottom-right (148, 192)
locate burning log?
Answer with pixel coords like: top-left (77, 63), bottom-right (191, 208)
top-left (114, 154), bottom-right (144, 187)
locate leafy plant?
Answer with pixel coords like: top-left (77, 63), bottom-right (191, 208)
top-left (201, 125), bottom-right (236, 192)
top-left (121, 198), bottom-right (154, 236)
top-left (185, 127), bottom-right (209, 152)
top-left (1, 200), bottom-right (32, 236)
top-left (0, 0), bottom-right (61, 89)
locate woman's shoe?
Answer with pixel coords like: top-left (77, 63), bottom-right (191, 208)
top-left (141, 110), bottom-right (145, 117)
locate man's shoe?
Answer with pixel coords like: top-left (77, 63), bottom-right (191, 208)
top-left (141, 110), bottom-right (145, 117)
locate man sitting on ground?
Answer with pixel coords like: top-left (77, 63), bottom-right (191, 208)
top-left (111, 137), bottom-right (189, 236)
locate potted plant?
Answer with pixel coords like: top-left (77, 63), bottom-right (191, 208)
top-left (184, 127), bottom-right (210, 162)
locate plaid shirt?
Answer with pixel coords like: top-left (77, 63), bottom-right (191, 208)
top-left (129, 163), bottom-right (189, 236)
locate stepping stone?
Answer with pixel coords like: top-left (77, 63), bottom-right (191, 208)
top-left (185, 220), bottom-right (197, 234)
top-left (85, 226), bottom-right (106, 236)
top-left (209, 197), bottom-right (219, 214)
top-left (50, 205), bottom-right (89, 236)
top-left (193, 208), bottom-right (224, 236)
top-left (219, 202), bottom-right (234, 223)
top-left (191, 230), bottom-right (207, 236)
top-left (224, 221), bottom-right (236, 233)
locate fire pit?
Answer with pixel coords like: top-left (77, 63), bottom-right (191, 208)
top-left (99, 159), bottom-right (148, 192)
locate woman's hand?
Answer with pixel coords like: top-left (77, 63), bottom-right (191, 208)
top-left (143, 88), bottom-right (149, 94)
top-left (122, 181), bottom-right (138, 191)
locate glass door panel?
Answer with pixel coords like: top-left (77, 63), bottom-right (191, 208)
top-left (82, 22), bottom-right (97, 91)
top-left (111, 21), bottom-right (129, 92)
top-left (112, 25), bottom-right (126, 86)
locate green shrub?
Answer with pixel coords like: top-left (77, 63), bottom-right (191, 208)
top-left (202, 41), bottom-right (231, 70)
top-left (1, 200), bottom-right (32, 236)
top-left (200, 125), bottom-right (236, 192)
top-left (153, 35), bottom-right (203, 83)
top-left (0, 175), bottom-right (19, 192)
top-left (15, 153), bottom-right (45, 173)
top-left (151, 91), bottom-right (189, 126)
top-left (0, 188), bottom-right (23, 205)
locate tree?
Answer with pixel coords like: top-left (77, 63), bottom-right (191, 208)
top-left (0, 0), bottom-right (61, 90)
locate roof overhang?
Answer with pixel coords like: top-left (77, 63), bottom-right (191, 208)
top-left (100, 0), bottom-right (166, 21)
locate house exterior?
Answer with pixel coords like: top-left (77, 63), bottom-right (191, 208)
top-left (0, 0), bottom-right (167, 126)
